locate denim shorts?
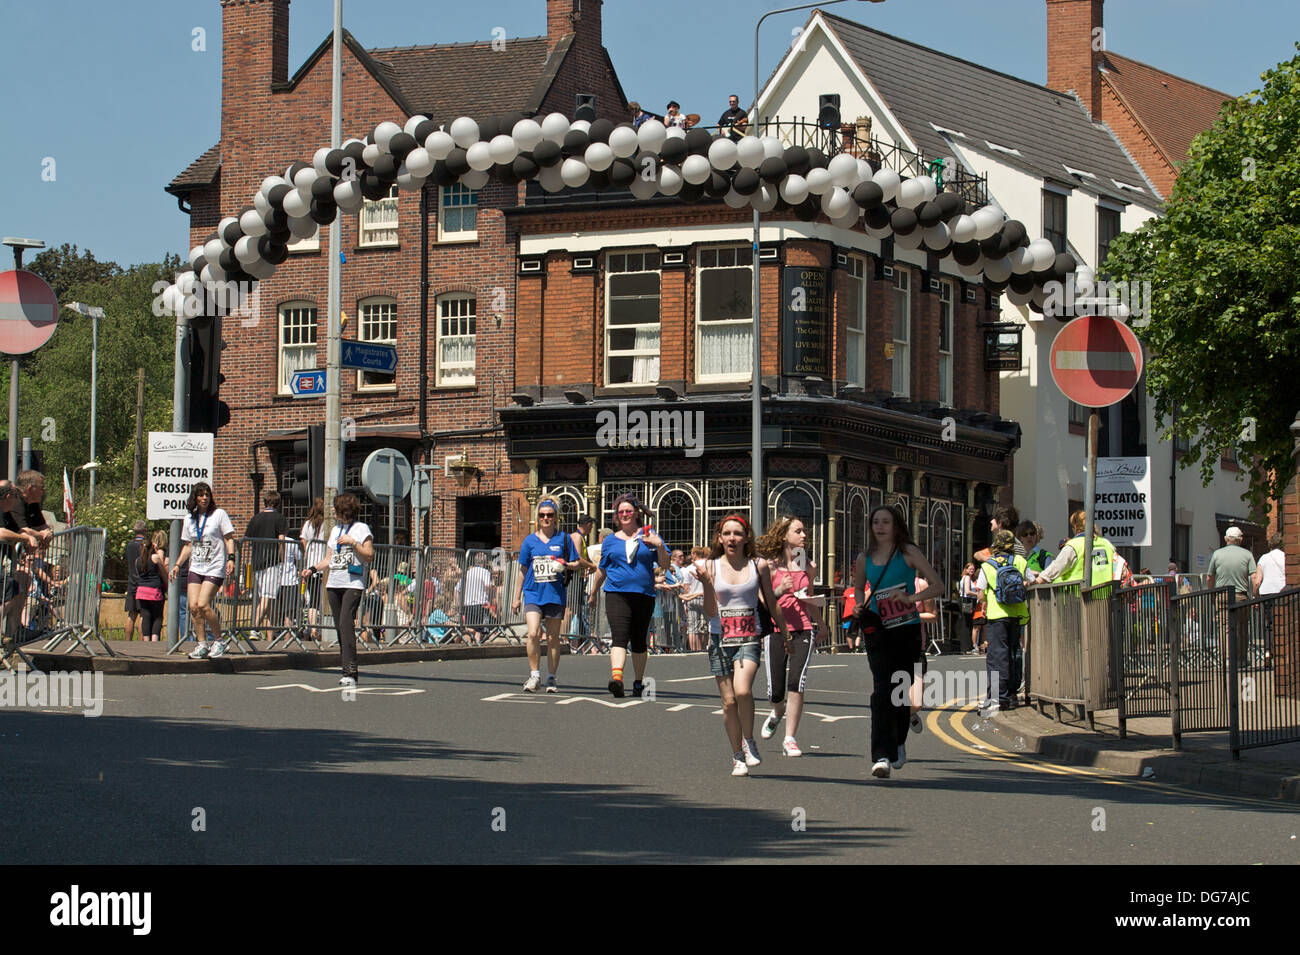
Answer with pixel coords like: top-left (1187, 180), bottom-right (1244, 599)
top-left (708, 634), bottom-right (761, 677)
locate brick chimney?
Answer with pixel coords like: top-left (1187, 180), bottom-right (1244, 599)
top-left (1046, 0), bottom-right (1103, 118)
top-left (547, 0), bottom-right (602, 56)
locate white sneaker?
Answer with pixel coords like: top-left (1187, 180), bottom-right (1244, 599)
top-left (742, 738), bottom-right (761, 767)
top-left (188, 643), bottom-right (209, 659)
top-left (782, 737), bottom-right (802, 757)
top-left (731, 757), bottom-right (749, 777)
top-left (871, 758), bottom-right (891, 778)
top-left (522, 674), bottom-right (541, 692)
top-left (339, 676), bottom-right (357, 688)
top-left (248, 630), bottom-right (261, 642)
top-left (979, 700), bottom-right (1000, 719)
top-left (208, 640), bottom-right (227, 659)
top-left (891, 744), bottom-right (906, 770)
top-left (760, 710), bottom-right (780, 740)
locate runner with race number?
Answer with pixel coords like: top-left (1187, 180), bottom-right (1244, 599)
top-left (511, 499), bottom-right (578, 693)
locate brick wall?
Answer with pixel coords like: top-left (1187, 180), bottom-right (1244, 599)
top-left (1046, 0), bottom-right (1104, 118)
top-left (1099, 78), bottom-right (1175, 199)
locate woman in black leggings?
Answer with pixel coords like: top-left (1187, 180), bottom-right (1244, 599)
top-left (302, 493), bottom-right (374, 687)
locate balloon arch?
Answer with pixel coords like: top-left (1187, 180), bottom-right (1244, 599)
top-left (160, 111), bottom-right (1090, 320)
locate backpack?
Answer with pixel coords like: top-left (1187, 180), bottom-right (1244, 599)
top-left (987, 555), bottom-right (1027, 605)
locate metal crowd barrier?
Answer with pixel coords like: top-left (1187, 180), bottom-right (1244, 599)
top-left (1025, 582), bottom-right (1088, 720)
top-left (1169, 585), bottom-right (1233, 743)
top-left (1111, 580), bottom-right (1175, 736)
top-left (1227, 587), bottom-right (1300, 757)
top-left (1, 526), bottom-right (110, 668)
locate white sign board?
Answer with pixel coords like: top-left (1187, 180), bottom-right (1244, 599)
top-left (147, 432), bottom-right (214, 520)
top-left (1093, 456), bottom-right (1152, 547)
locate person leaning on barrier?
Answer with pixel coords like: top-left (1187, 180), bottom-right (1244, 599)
top-left (1033, 510), bottom-right (1118, 587)
top-left (14, 471), bottom-right (51, 542)
top-left (0, 482), bottom-right (41, 644)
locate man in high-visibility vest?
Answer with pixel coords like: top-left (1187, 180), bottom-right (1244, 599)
top-left (1035, 509), bottom-right (1118, 587)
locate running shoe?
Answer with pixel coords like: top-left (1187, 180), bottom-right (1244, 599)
top-left (607, 678), bottom-right (624, 698)
top-left (782, 737), bottom-right (802, 757)
top-left (523, 674), bottom-right (541, 693)
top-left (978, 700), bottom-right (1000, 719)
top-left (545, 677), bottom-right (558, 694)
top-left (208, 640), bottom-right (227, 659)
top-left (632, 680), bottom-right (645, 698)
top-left (760, 710), bottom-right (780, 739)
top-left (188, 643), bottom-right (210, 659)
top-left (339, 675), bottom-right (357, 688)
top-left (248, 630), bottom-right (261, 643)
top-left (732, 757), bottom-right (749, 777)
top-left (910, 712), bottom-right (924, 734)
top-left (891, 744), bottom-right (906, 770)
top-left (871, 759), bottom-right (891, 778)
top-left (741, 738), bottom-right (761, 767)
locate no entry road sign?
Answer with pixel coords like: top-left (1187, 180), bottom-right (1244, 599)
top-left (1049, 314), bottom-right (1143, 408)
top-left (0, 270), bottom-right (59, 354)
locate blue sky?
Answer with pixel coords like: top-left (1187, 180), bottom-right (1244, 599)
top-left (3, 0), bottom-right (1298, 268)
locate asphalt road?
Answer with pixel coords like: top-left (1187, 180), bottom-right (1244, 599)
top-left (1, 653), bottom-right (1296, 864)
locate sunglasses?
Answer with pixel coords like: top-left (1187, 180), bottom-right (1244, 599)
top-left (538, 512), bottom-right (556, 519)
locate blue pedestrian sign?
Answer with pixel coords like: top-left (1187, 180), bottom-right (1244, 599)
top-left (290, 369), bottom-right (327, 397)
top-left (341, 339), bottom-right (398, 374)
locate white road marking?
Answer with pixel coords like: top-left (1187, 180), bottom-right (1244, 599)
top-left (258, 683), bottom-right (424, 696)
top-left (665, 704), bottom-right (696, 711)
top-left (808, 664), bottom-right (848, 669)
top-left (554, 696), bottom-right (645, 708)
top-left (663, 676), bottom-right (718, 683)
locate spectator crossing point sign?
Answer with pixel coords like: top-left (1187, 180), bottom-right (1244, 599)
top-left (1049, 315), bottom-right (1143, 408)
top-left (147, 432), bottom-right (215, 520)
top-left (1093, 457), bottom-right (1152, 547)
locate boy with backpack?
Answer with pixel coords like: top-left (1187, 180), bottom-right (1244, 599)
top-left (978, 529), bottom-right (1036, 717)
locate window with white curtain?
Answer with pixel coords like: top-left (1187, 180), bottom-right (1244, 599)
top-left (938, 280), bottom-right (953, 407)
top-left (278, 302), bottom-right (317, 395)
top-left (359, 184), bottom-right (399, 247)
top-left (437, 294), bottom-right (476, 387)
top-left (845, 255), bottom-right (867, 388)
top-left (606, 251), bottom-right (661, 385)
top-left (696, 246), bottom-right (753, 382)
top-left (892, 268), bottom-right (911, 397)
top-left (357, 297), bottom-right (397, 390)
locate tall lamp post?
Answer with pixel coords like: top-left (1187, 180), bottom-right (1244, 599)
top-left (2, 236), bottom-right (45, 481)
top-left (64, 302), bottom-right (104, 507)
top-left (751, 1), bottom-right (884, 534)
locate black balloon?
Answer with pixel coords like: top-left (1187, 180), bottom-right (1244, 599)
top-left (388, 132), bottom-right (418, 161)
top-left (1052, 252), bottom-right (1077, 280)
top-left (533, 140), bottom-right (562, 167)
top-left (795, 198), bottom-right (820, 221)
top-left (918, 200), bottom-right (944, 227)
top-left (218, 248), bottom-right (239, 272)
top-left (937, 193), bottom-right (964, 219)
top-left (853, 180), bottom-right (884, 209)
top-left (1003, 220), bottom-right (1027, 247)
top-left (267, 227), bottom-right (292, 244)
top-left (805, 147), bottom-right (828, 169)
top-left (758, 156), bottom-right (788, 184)
top-left (286, 161), bottom-right (309, 181)
top-left (704, 171), bottom-right (730, 197)
top-left (512, 154), bottom-right (540, 180)
top-left (1009, 272), bottom-right (1036, 295)
top-left (609, 158), bottom-right (637, 187)
top-left (732, 167), bottom-right (761, 195)
top-left (309, 198), bottom-right (337, 225)
top-left (983, 275), bottom-right (1009, 294)
top-left (263, 241), bottom-right (289, 265)
top-left (325, 148), bottom-right (346, 177)
top-left (589, 118), bottom-right (615, 144)
top-left (685, 127), bottom-right (713, 155)
top-left (952, 241), bottom-right (981, 266)
top-left (267, 183), bottom-right (291, 207)
top-left (220, 219), bottom-right (243, 245)
top-left (660, 137), bottom-right (688, 164)
top-left (500, 111), bottom-right (527, 133)
top-left (360, 171), bottom-right (389, 201)
top-left (679, 181), bottom-right (705, 202)
top-left (264, 208), bottom-right (288, 231)
top-left (562, 129), bottom-right (591, 157)
top-left (343, 140), bottom-right (366, 165)
top-left (890, 207), bottom-right (919, 235)
top-left (414, 119), bottom-right (438, 143)
top-left (492, 163), bottom-right (520, 185)
top-left (588, 169), bottom-right (612, 191)
top-left (783, 146), bottom-right (810, 177)
top-left (926, 236), bottom-right (953, 256)
top-left (311, 176), bottom-right (336, 200)
top-left (864, 204), bottom-right (892, 230)
top-left (980, 232), bottom-right (1013, 257)
top-left (477, 116), bottom-right (500, 141)
top-left (372, 154), bottom-right (399, 181)
top-left (445, 148), bottom-right (471, 177)
top-left (431, 161), bottom-right (457, 188)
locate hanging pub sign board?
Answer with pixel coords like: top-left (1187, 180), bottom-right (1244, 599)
top-left (1093, 456), bottom-right (1152, 547)
top-left (781, 266), bottom-right (830, 378)
top-left (146, 432), bottom-right (215, 520)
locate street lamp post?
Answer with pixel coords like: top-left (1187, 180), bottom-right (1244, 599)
top-left (69, 461), bottom-right (99, 524)
top-left (751, 1), bottom-right (884, 534)
top-left (64, 302), bottom-right (104, 507)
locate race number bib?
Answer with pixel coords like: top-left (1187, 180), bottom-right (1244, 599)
top-left (875, 584), bottom-right (919, 630)
top-left (331, 547), bottom-right (355, 571)
top-left (532, 555), bottom-right (560, 583)
top-left (192, 541), bottom-right (216, 565)
top-left (719, 607), bottom-right (759, 645)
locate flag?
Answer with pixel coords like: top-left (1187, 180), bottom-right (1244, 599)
top-left (62, 468), bottom-right (74, 527)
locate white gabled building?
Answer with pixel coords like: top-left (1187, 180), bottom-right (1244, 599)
top-left (756, 7), bottom-right (1252, 574)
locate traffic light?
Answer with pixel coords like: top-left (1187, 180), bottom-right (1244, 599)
top-left (187, 315), bottom-right (230, 434)
top-left (291, 424), bottom-right (324, 506)
top-left (818, 93), bottom-right (841, 129)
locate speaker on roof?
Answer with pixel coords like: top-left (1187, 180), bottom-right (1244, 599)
top-left (818, 94), bottom-right (841, 129)
top-left (574, 94), bottom-right (597, 123)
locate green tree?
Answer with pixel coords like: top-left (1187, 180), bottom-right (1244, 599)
top-left (1104, 44), bottom-right (1300, 514)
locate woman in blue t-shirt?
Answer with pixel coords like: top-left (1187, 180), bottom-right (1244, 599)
top-left (851, 505), bottom-right (943, 779)
top-left (587, 493), bottom-right (668, 698)
top-left (511, 499), bottom-right (578, 693)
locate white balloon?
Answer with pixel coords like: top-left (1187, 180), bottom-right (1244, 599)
top-left (204, 238), bottom-right (225, 264)
top-left (334, 179), bottom-right (364, 212)
top-left (361, 142), bottom-right (381, 168)
top-left (570, 119), bottom-right (592, 136)
top-left (561, 158), bottom-right (590, 188)
top-left (950, 214), bottom-right (977, 244)
top-left (461, 169), bottom-right (490, 190)
top-left (751, 183), bottom-right (779, 213)
top-left (450, 116), bottom-right (480, 148)
top-left (872, 168), bottom-right (901, 203)
top-left (180, 263), bottom-right (201, 290)
top-left (736, 136), bottom-right (765, 169)
top-left (287, 215), bottom-right (316, 239)
top-left (466, 141), bottom-right (494, 171)
top-left (425, 130), bottom-right (455, 160)
top-left (292, 166), bottom-right (318, 193)
top-left (218, 215), bottom-right (239, 237)
top-left (707, 137), bottom-right (738, 170)
top-left (895, 230), bottom-right (925, 250)
top-left (404, 114), bottom-right (427, 136)
top-left (832, 208), bottom-right (861, 231)
top-left (759, 136), bottom-right (783, 160)
top-left (313, 146), bottom-right (332, 176)
top-left (629, 173), bottom-right (659, 200)
top-left (254, 192), bottom-right (272, 218)
top-left (682, 154), bottom-right (711, 185)
top-left (1009, 246), bottom-right (1035, 274)
top-left (189, 245), bottom-right (206, 269)
top-left (609, 125), bottom-right (640, 159)
top-left (1028, 238), bottom-right (1057, 272)
top-left (404, 146), bottom-right (434, 178)
top-left (239, 209), bottom-right (267, 237)
top-left (282, 188), bottom-right (311, 219)
top-left (374, 121), bottom-right (402, 152)
top-left (244, 257), bottom-right (275, 280)
top-left (585, 142), bottom-right (615, 172)
top-left (1074, 265), bottom-right (1096, 300)
top-left (201, 262), bottom-right (223, 284)
top-left (822, 187), bottom-right (853, 219)
top-left (489, 134), bottom-right (518, 166)
top-left (856, 159), bottom-right (874, 185)
top-left (865, 224), bottom-right (893, 240)
top-left (235, 235), bottom-right (260, 264)
top-left (923, 223), bottom-right (951, 248)
top-left (780, 174), bottom-right (809, 205)
top-left (664, 125), bottom-right (686, 142)
top-left (983, 257), bottom-right (1012, 282)
top-left (636, 120), bottom-right (667, 154)
top-left (723, 188), bottom-right (749, 209)
top-left (539, 164), bottom-right (566, 193)
top-left (828, 153), bottom-right (858, 188)
top-left (541, 112), bottom-right (570, 144)
top-left (897, 178), bottom-right (927, 208)
top-left (971, 206), bottom-right (1004, 241)
top-left (806, 167), bottom-right (833, 195)
top-left (916, 175), bottom-right (938, 201)
top-left (657, 164), bottom-right (683, 196)
top-left (956, 257), bottom-right (985, 277)
top-left (259, 175), bottom-right (289, 197)
top-left (512, 118), bottom-right (544, 152)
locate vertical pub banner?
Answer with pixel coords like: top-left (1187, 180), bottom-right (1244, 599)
top-left (782, 266), bottom-right (830, 378)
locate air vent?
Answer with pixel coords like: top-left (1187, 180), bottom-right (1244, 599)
top-left (758, 246), bottom-right (778, 261)
top-left (662, 251), bottom-right (685, 266)
top-left (572, 256), bottom-right (595, 272)
top-left (519, 257), bottom-right (543, 274)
